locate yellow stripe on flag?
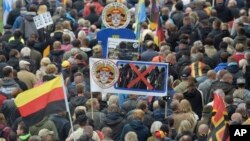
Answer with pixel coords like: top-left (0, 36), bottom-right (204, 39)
top-left (15, 76), bottom-right (63, 107)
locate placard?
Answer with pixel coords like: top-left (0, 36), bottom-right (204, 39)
top-left (33, 12), bottom-right (53, 29)
top-left (107, 38), bottom-right (139, 61)
top-left (90, 58), bottom-right (168, 96)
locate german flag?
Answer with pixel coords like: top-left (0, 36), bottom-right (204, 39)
top-left (154, 13), bottom-right (165, 45)
top-left (14, 76), bottom-right (66, 126)
top-left (207, 91), bottom-right (230, 141)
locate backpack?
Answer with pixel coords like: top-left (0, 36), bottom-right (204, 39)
top-left (22, 18), bottom-right (39, 40)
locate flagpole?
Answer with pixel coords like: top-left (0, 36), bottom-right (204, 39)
top-left (60, 74), bottom-right (76, 141)
top-left (91, 92), bottom-right (94, 119)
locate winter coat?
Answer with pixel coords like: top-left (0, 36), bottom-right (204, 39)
top-left (215, 4), bottom-right (234, 23)
top-left (184, 88), bottom-right (203, 119)
top-left (198, 79), bottom-right (216, 105)
top-left (103, 112), bottom-right (126, 141)
top-left (86, 110), bottom-right (106, 130)
top-left (29, 117), bottom-right (59, 141)
top-left (226, 62), bottom-right (244, 87)
top-left (0, 78), bottom-right (20, 96)
top-left (233, 88), bottom-right (250, 105)
top-left (0, 62), bottom-right (7, 78)
top-left (1, 99), bottom-right (20, 126)
top-left (49, 114), bottom-right (71, 141)
top-left (17, 70), bottom-right (37, 89)
top-left (120, 119), bottom-right (150, 141)
top-left (214, 63), bottom-right (227, 72)
top-left (141, 49), bottom-right (159, 62)
top-left (7, 57), bottom-right (19, 71)
top-left (209, 81), bottom-right (235, 102)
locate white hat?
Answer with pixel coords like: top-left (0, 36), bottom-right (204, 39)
top-left (38, 129), bottom-right (54, 137)
top-left (19, 60), bottom-right (30, 69)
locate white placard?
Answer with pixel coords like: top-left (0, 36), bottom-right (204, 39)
top-left (90, 58), bottom-right (168, 96)
top-left (33, 12), bottom-right (53, 29)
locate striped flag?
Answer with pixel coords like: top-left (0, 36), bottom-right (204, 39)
top-left (134, 0), bottom-right (147, 40)
top-left (207, 91), bottom-right (230, 141)
top-left (149, 0), bottom-right (159, 30)
top-left (14, 76), bottom-right (67, 126)
top-left (154, 13), bottom-right (165, 45)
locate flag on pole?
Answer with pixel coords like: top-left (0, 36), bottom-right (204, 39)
top-left (134, 0), bottom-right (147, 40)
top-left (154, 13), bottom-right (165, 45)
top-left (149, 0), bottom-right (159, 30)
top-left (14, 75), bottom-right (67, 126)
top-left (207, 92), bottom-right (230, 141)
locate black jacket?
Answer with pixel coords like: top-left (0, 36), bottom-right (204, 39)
top-left (103, 112), bottom-right (126, 141)
top-left (184, 88), bottom-right (203, 119)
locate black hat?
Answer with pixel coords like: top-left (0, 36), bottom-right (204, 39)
top-left (4, 25), bottom-right (12, 29)
top-left (181, 69), bottom-right (191, 78)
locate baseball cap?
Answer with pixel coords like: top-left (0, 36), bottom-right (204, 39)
top-left (237, 78), bottom-right (246, 84)
top-left (38, 129), bottom-right (54, 137)
top-left (19, 60), bottom-right (30, 69)
top-left (181, 69), bottom-right (191, 78)
top-left (61, 60), bottom-right (71, 68)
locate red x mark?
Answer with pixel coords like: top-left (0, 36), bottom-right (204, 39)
top-left (127, 63), bottom-right (156, 90)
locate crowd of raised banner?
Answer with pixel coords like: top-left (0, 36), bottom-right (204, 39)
top-left (1, 0), bottom-right (250, 141)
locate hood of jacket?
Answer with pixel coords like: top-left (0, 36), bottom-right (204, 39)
top-left (24, 12), bottom-right (36, 21)
top-left (226, 62), bottom-right (239, 73)
top-left (184, 88), bottom-right (200, 98)
top-left (50, 50), bottom-right (65, 56)
top-left (103, 112), bottom-right (124, 126)
top-left (129, 119), bottom-right (145, 130)
top-left (70, 96), bottom-right (87, 107)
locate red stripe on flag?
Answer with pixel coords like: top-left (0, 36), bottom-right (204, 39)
top-left (18, 87), bottom-right (65, 117)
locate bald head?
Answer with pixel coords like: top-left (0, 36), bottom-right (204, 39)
top-left (221, 73), bottom-right (233, 84)
top-left (207, 70), bottom-right (216, 80)
top-left (179, 135), bottom-right (192, 141)
top-left (198, 124), bottom-right (209, 136)
top-left (231, 113), bottom-right (242, 124)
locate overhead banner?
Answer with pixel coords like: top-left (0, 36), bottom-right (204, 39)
top-left (107, 38), bottom-right (139, 61)
top-left (90, 58), bottom-right (168, 96)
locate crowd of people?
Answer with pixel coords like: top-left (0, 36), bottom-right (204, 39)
top-left (0, 0), bottom-right (250, 141)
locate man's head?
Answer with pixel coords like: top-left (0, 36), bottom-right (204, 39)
top-left (38, 129), bottom-right (53, 141)
top-left (197, 124), bottom-right (209, 137)
top-left (19, 60), bottom-right (31, 71)
top-left (2, 66), bottom-right (13, 78)
top-left (221, 73), bottom-right (233, 84)
top-left (207, 70), bottom-right (216, 80)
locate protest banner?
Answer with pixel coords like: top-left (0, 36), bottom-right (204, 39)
top-left (107, 38), bottom-right (139, 61)
top-left (33, 12), bottom-right (53, 29)
top-left (90, 58), bottom-right (168, 96)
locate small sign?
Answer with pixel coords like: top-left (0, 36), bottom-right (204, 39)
top-left (102, 2), bottom-right (131, 29)
top-left (33, 12), bottom-right (53, 29)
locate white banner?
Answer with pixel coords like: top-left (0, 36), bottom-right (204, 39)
top-left (33, 12), bottom-right (53, 29)
top-left (90, 58), bottom-right (168, 96)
